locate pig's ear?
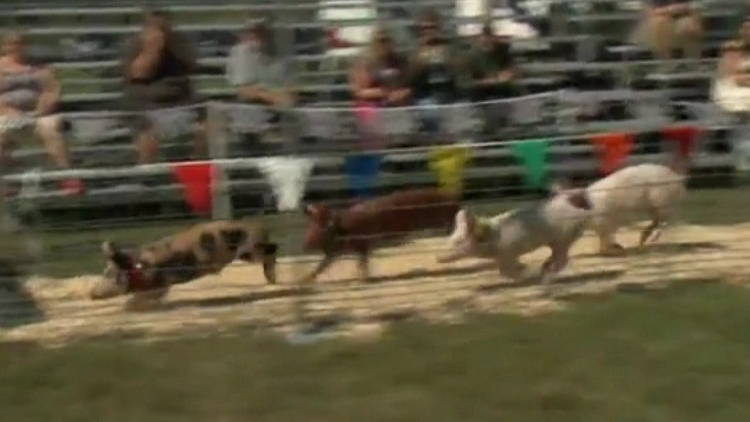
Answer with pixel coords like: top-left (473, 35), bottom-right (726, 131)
top-left (102, 241), bottom-right (134, 271)
top-left (566, 191), bottom-right (593, 210)
top-left (550, 178), bottom-right (573, 195)
top-left (304, 203), bottom-right (323, 219)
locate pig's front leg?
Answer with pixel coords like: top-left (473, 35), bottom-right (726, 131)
top-left (497, 256), bottom-right (526, 283)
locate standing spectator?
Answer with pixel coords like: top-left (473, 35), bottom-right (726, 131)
top-left (349, 26), bottom-right (411, 148)
top-left (0, 31), bottom-right (81, 195)
top-left (226, 19), bottom-right (293, 108)
top-left (469, 23), bottom-right (517, 102)
top-left (407, 9), bottom-right (464, 133)
top-left (712, 19), bottom-right (750, 114)
top-left (121, 9), bottom-right (205, 165)
top-left (408, 9), bottom-right (463, 103)
top-left (634, 0), bottom-right (702, 66)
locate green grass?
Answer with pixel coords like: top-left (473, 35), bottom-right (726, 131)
top-left (2, 281), bottom-right (750, 422)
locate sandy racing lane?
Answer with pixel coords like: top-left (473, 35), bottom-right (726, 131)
top-left (3, 222), bottom-right (750, 344)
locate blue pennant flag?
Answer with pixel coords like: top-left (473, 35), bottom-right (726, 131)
top-left (345, 153), bottom-right (382, 199)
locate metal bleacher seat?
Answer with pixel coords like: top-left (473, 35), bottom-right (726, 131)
top-left (2, 0), bottom-right (742, 207)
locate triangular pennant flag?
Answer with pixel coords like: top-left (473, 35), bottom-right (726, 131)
top-left (172, 162), bottom-right (214, 215)
top-left (345, 153), bottom-right (382, 199)
top-left (590, 132), bottom-right (634, 175)
top-left (510, 139), bottom-right (549, 188)
top-left (429, 145), bottom-right (470, 196)
top-left (256, 157), bottom-right (314, 212)
top-left (660, 126), bottom-right (699, 160)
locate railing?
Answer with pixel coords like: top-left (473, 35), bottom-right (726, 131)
top-left (0, 92), bottom-right (737, 214)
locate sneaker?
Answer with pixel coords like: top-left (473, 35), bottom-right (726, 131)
top-left (60, 179), bottom-right (84, 196)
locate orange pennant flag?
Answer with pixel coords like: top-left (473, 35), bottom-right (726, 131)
top-left (660, 126), bottom-right (699, 159)
top-left (591, 132), bottom-right (634, 175)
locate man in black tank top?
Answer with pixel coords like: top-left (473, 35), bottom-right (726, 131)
top-left (121, 9), bottom-right (206, 165)
top-left (407, 9), bottom-right (464, 135)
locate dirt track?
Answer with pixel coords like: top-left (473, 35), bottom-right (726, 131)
top-left (4, 222), bottom-right (750, 344)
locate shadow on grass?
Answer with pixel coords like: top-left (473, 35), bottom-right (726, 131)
top-left (476, 269), bottom-right (627, 294)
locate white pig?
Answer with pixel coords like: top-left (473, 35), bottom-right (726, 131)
top-left (582, 161), bottom-right (686, 256)
top-left (437, 188), bottom-right (593, 292)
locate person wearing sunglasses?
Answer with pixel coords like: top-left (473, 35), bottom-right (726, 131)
top-left (406, 8), bottom-right (464, 134)
top-left (349, 26), bottom-right (411, 149)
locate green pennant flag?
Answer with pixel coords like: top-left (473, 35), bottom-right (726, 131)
top-left (510, 139), bottom-right (549, 188)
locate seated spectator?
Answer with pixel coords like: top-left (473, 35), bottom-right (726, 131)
top-left (226, 19), bottom-right (293, 108)
top-left (226, 19), bottom-right (294, 148)
top-left (121, 9), bottom-right (205, 165)
top-left (634, 0), bottom-right (702, 67)
top-left (0, 31), bottom-right (81, 195)
top-left (469, 23), bottom-right (517, 102)
top-left (712, 21), bottom-right (750, 114)
top-left (407, 9), bottom-right (464, 132)
top-left (349, 26), bottom-right (411, 147)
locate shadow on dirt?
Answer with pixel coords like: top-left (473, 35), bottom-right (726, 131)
top-left (328, 261), bottom-right (499, 285)
top-left (475, 269), bottom-right (627, 294)
top-left (0, 259), bottom-right (46, 329)
top-left (578, 241), bottom-right (727, 259)
top-left (143, 287), bottom-right (306, 312)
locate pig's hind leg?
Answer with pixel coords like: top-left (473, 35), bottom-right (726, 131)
top-left (497, 256), bottom-right (527, 284)
top-left (539, 246), bottom-right (571, 295)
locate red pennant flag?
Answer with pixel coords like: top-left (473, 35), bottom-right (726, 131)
top-left (171, 162), bottom-right (214, 215)
top-left (660, 126), bottom-right (699, 160)
top-left (590, 133), bottom-right (634, 175)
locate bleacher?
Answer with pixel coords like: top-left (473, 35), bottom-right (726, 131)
top-left (0, 0), bottom-right (744, 221)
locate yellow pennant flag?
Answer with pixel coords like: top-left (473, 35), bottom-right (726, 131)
top-left (429, 145), bottom-right (470, 196)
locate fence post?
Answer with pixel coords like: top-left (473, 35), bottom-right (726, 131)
top-left (207, 102), bottom-right (233, 220)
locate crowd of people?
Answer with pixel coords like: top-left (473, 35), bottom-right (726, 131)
top-left (0, 1), bottom-right (743, 198)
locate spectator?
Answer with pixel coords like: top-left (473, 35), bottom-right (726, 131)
top-left (349, 26), bottom-right (412, 147)
top-left (226, 19), bottom-right (293, 108)
top-left (468, 23), bottom-right (517, 102)
top-left (634, 0), bottom-right (702, 66)
top-left (121, 9), bottom-right (205, 165)
top-left (712, 21), bottom-right (750, 114)
top-left (0, 31), bottom-right (81, 195)
top-left (407, 9), bottom-right (464, 133)
top-left (408, 9), bottom-right (463, 103)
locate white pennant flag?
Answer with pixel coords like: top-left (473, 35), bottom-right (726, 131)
top-left (256, 157), bottom-right (314, 211)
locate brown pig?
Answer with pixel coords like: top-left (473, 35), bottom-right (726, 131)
top-left (302, 188), bottom-right (460, 283)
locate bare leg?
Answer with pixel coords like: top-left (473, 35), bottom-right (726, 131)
top-left (191, 120), bottom-right (207, 158)
top-left (35, 116), bottom-right (71, 169)
top-left (356, 250), bottom-right (371, 283)
top-left (135, 129), bottom-right (159, 164)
